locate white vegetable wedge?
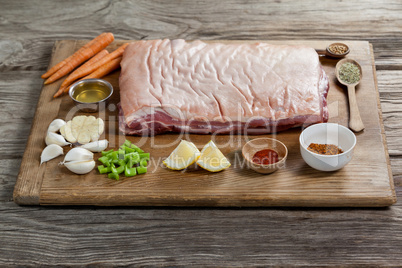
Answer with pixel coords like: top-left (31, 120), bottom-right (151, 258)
top-left (47, 119), bottom-right (66, 133)
top-left (45, 132), bottom-right (71, 146)
top-left (64, 160), bottom-right (96, 174)
top-left (79, 139), bottom-right (109, 152)
top-left (41, 144), bottom-right (63, 164)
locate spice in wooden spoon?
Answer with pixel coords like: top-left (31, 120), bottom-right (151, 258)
top-left (335, 59), bottom-right (365, 132)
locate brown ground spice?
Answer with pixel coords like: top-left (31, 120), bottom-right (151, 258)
top-left (307, 143), bottom-right (344, 155)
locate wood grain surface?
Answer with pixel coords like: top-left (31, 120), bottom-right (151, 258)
top-left (1, 0), bottom-right (402, 266)
top-left (14, 40), bottom-right (396, 207)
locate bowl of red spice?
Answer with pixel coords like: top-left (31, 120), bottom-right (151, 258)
top-left (299, 123), bottom-right (356, 171)
top-left (242, 138), bottom-right (288, 174)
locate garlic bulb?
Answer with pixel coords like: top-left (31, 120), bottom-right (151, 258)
top-left (64, 160), bottom-right (95, 175)
top-left (47, 119), bottom-right (66, 133)
top-left (41, 144), bottom-right (63, 164)
top-left (45, 132), bottom-right (71, 146)
top-left (79, 139), bottom-right (109, 152)
top-left (61, 148), bottom-right (95, 174)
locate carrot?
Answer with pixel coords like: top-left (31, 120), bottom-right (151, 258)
top-left (81, 56), bottom-right (122, 80)
top-left (60, 57), bottom-right (122, 95)
top-left (53, 49), bottom-right (109, 98)
top-left (41, 33), bottom-right (108, 79)
top-left (57, 43), bottom-right (129, 90)
top-left (44, 32), bottom-right (114, 84)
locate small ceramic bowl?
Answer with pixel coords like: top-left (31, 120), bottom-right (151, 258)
top-left (242, 138), bottom-right (288, 174)
top-left (299, 123), bottom-right (356, 171)
top-left (69, 78), bottom-right (113, 113)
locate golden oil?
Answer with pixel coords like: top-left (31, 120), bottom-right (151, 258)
top-left (74, 85), bottom-right (109, 103)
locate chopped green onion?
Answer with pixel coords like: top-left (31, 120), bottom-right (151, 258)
top-left (126, 157), bottom-right (134, 168)
top-left (130, 144), bottom-right (144, 153)
top-left (98, 140), bottom-right (149, 179)
top-left (123, 140), bottom-right (132, 147)
top-left (101, 149), bottom-right (114, 156)
top-left (140, 158), bottom-right (148, 167)
top-left (98, 156), bottom-right (111, 167)
top-left (110, 164), bottom-right (118, 174)
top-left (118, 149), bottom-right (125, 159)
top-left (108, 172), bottom-right (119, 180)
top-left (138, 153), bottom-right (150, 160)
top-left (108, 151), bottom-right (118, 161)
top-left (124, 165), bottom-right (137, 177)
top-left (132, 153), bottom-right (140, 163)
top-left (115, 164), bottom-right (125, 174)
top-left (98, 165), bottom-right (111, 174)
top-left (137, 166), bottom-right (147, 175)
top-left (117, 159), bottom-right (126, 167)
top-left (121, 145), bottom-right (136, 154)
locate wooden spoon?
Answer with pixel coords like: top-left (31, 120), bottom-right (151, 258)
top-left (335, 59), bottom-right (365, 132)
top-left (316, 42), bottom-right (350, 58)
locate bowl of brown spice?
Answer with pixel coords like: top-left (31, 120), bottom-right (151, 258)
top-left (326, 43), bottom-right (350, 58)
top-left (299, 123), bottom-right (356, 171)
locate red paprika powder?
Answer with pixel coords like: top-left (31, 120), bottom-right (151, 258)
top-left (252, 149), bottom-right (279, 165)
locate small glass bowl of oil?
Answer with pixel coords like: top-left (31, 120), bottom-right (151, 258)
top-left (69, 79), bottom-right (113, 112)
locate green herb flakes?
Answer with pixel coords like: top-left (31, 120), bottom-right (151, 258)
top-left (339, 62), bottom-right (360, 84)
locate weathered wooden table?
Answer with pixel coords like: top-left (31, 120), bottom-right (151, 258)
top-left (1, 0), bottom-right (401, 266)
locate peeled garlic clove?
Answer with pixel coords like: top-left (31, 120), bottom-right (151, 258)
top-left (80, 140), bottom-right (109, 152)
top-left (60, 124), bottom-right (66, 137)
top-left (63, 120), bottom-right (77, 143)
top-left (45, 132), bottom-right (71, 146)
top-left (47, 119), bottom-right (66, 133)
top-left (64, 160), bottom-right (95, 174)
top-left (64, 147), bottom-right (94, 163)
top-left (41, 144), bottom-right (63, 164)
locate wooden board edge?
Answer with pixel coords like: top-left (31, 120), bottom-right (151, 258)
top-left (370, 43), bottom-right (397, 205)
top-left (13, 40), bottom-right (74, 205)
top-left (39, 190), bottom-right (397, 207)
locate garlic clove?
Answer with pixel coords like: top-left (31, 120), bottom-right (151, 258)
top-left (47, 119), bottom-right (66, 133)
top-left (64, 160), bottom-right (95, 174)
top-left (60, 124), bottom-right (66, 137)
top-left (45, 132), bottom-right (71, 146)
top-left (41, 144), bottom-right (64, 164)
top-left (77, 132), bottom-right (91, 145)
top-left (63, 147), bottom-right (94, 163)
top-left (63, 120), bottom-right (77, 143)
top-left (79, 139), bottom-right (109, 152)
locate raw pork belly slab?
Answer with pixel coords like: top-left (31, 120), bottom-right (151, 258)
top-left (119, 39), bottom-right (329, 136)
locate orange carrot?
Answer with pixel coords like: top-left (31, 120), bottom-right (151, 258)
top-left (53, 49), bottom-right (109, 98)
top-left (41, 33), bottom-right (108, 79)
top-left (44, 32), bottom-right (114, 84)
top-left (57, 43), bottom-right (129, 89)
top-left (61, 57), bottom-right (122, 95)
top-left (81, 56), bottom-right (122, 80)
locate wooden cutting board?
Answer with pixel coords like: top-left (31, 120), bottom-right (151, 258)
top-left (13, 40), bottom-right (396, 207)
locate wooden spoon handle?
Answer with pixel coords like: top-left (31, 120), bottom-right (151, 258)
top-left (347, 84), bottom-right (365, 132)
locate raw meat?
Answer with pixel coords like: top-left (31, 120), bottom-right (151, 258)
top-left (119, 39), bottom-right (329, 136)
